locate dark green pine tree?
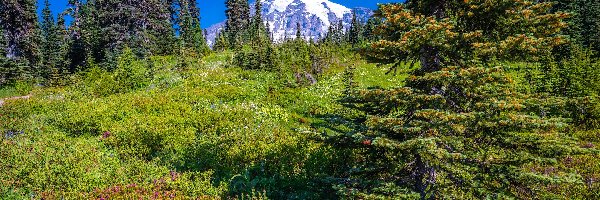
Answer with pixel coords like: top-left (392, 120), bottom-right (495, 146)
top-left (337, 1), bottom-right (592, 199)
top-left (225, 0), bottom-right (251, 48)
top-left (52, 13), bottom-right (71, 85)
top-left (66, 0), bottom-right (91, 71)
top-left (203, 29), bottom-right (209, 44)
top-left (265, 21), bottom-right (273, 42)
top-left (295, 22), bottom-right (302, 40)
top-left (252, 0), bottom-right (276, 71)
top-left (336, 20), bottom-right (345, 45)
top-left (177, 0), bottom-right (209, 56)
top-left (323, 24), bottom-right (335, 43)
top-left (40, 0), bottom-right (62, 84)
top-left (323, 20), bottom-right (345, 45)
top-left (213, 29), bottom-right (229, 52)
top-left (77, 0), bottom-right (174, 66)
top-left (0, 27), bottom-right (8, 85)
top-left (362, 17), bottom-right (382, 42)
top-left (348, 10), bottom-right (363, 46)
top-left (233, 0), bottom-right (276, 72)
top-left (250, 0), bottom-right (268, 43)
top-left (0, 0), bottom-right (41, 80)
top-left (554, 0), bottom-right (600, 52)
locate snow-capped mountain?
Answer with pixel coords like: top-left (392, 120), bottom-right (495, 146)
top-left (205, 0), bottom-right (373, 46)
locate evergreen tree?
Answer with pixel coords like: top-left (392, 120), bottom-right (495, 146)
top-left (348, 10), bottom-right (363, 46)
top-left (266, 22), bottom-right (273, 42)
top-left (336, 20), bottom-right (345, 44)
top-left (323, 20), bottom-right (345, 45)
top-left (323, 24), bottom-right (335, 43)
top-left (68, 0), bottom-right (174, 68)
top-left (203, 29), bottom-right (209, 44)
top-left (362, 17), bottom-right (382, 42)
top-left (0, 0), bottom-right (41, 79)
top-left (177, 0), bottom-right (209, 56)
top-left (225, 0), bottom-right (251, 48)
top-left (53, 13), bottom-right (71, 85)
top-left (213, 29), bottom-right (229, 52)
top-left (40, 0), bottom-right (62, 83)
top-left (295, 22), bottom-right (302, 40)
top-left (323, 20), bottom-right (343, 45)
top-left (338, 1), bottom-right (589, 198)
top-left (66, 0), bottom-right (90, 71)
top-left (555, 0), bottom-right (600, 52)
top-left (233, 0), bottom-right (277, 72)
top-left (250, 0), bottom-right (269, 43)
top-left (263, 43), bottom-right (277, 71)
top-left (0, 27), bottom-right (7, 85)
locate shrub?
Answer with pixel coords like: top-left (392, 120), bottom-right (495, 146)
top-left (113, 47), bottom-right (151, 93)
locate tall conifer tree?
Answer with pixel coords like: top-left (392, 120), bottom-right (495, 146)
top-left (338, 1), bottom-right (589, 198)
top-left (562, 0), bottom-right (600, 52)
top-left (362, 17), bottom-right (382, 42)
top-left (0, 27), bottom-right (7, 84)
top-left (177, 0), bottom-right (209, 55)
top-left (40, 0), bottom-right (61, 82)
top-left (71, 0), bottom-right (174, 66)
top-left (250, 0), bottom-right (268, 43)
top-left (348, 10), bottom-right (363, 46)
top-left (225, 0), bottom-right (251, 47)
top-left (0, 0), bottom-right (41, 79)
top-left (66, 0), bottom-right (89, 71)
top-left (213, 29), bottom-right (229, 52)
top-left (296, 22), bottom-right (302, 40)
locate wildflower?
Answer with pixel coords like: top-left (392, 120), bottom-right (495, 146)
top-left (101, 131), bottom-right (111, 139)
top-left (362, 140), bottom-right (372, 145)
top-left (170, 171), bottom-right (179, 181)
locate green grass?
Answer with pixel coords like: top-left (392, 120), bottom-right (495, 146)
top-left (0, 52), bottom-right (404, 199)
top-left (0, 80), bottom-right (34, 99)
top-left (1, 52), bottom-right (599, 199)
top-left (0, 86), bottom-right (18, 99)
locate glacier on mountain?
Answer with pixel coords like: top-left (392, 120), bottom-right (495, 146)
top-left (205, 0), bottom-right (372, 46)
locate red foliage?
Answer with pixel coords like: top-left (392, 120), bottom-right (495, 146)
top-left (362, 140), bottom-right (372, 145)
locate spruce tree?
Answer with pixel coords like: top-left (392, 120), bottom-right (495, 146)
top-left (323, 24), bottom-right (335, 43)
top-left (250, 0), bottom-right (268, 43)
top-left (266, 22), bottom-right (273, 42)
top-left (53, 13), bottom-right (71, 85)
top-left (336, 20), bottom-right (345, 45)
top-left (40, 0), bottom-right (61, 83)
top-left (338, 1), bottom-right (590, 198)
top-left (348, 10), bottom-right (363, 46)
top-left (213, 29), bottom-right (229, 52)
top-left (361, 17), bottom-right (382, 42)
top-left (225, 0), bottom-right (251, 48)
top-left (177, 0), bottom-right (209, 56)
top-left (0, 28), bottom-right (7, 85)
top-left (296, 22), bottom-right (302, 40)
top-left (323, 20), bottom-right (344, 45)
top-left (66, 0), bottom-right (90, 71)
top-left (70, 0), bottom-right (174, 67)
top-left (0, 0), bottom-right (41, 79)
top-left (554, 0), bottom-right (600, 52)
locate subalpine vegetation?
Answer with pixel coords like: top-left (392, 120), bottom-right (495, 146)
top-left (1, 0), bottom-right (599, 199)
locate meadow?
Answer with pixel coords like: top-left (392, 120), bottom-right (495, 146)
top-left (0, 51), bottom-right (407, 199)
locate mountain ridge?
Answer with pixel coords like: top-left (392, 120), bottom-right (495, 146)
top-left (205, 0), bottom-right (373, 46)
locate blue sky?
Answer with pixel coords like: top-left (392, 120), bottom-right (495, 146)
top-left (38, 0), bottom-right (401, 28)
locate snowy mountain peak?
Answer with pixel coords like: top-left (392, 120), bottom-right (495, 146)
top-left (267, 0), bottom-right (351, 26)
top-left (205, 0), bottom-right (372, 46)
